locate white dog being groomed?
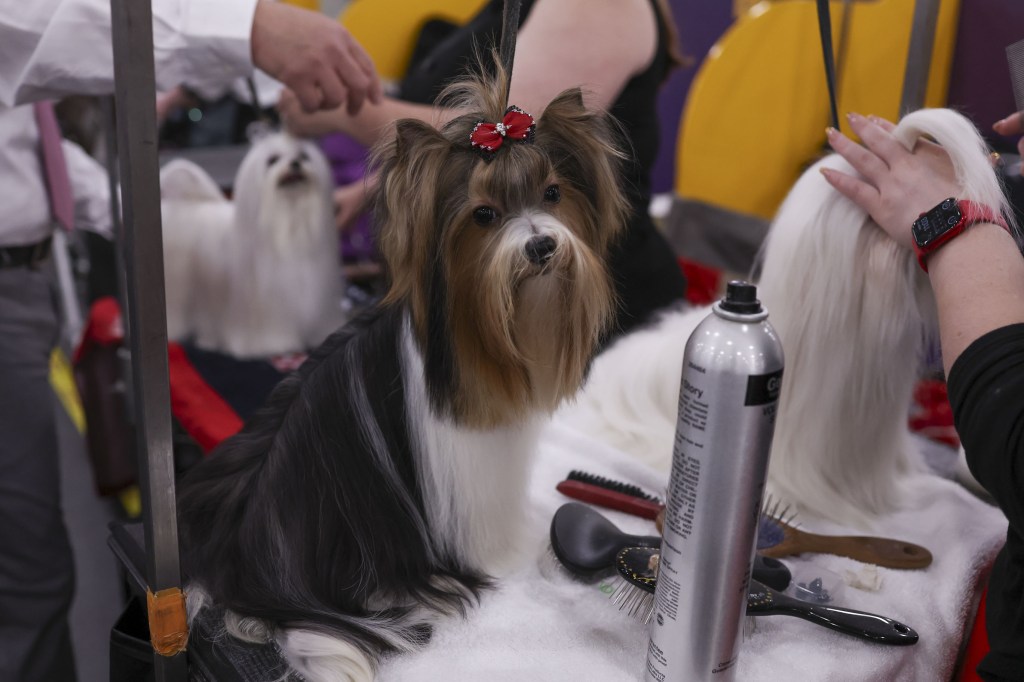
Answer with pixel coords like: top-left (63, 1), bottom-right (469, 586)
top-left (161, 132), bottom-right (345, 359)
top-left (176, 64), bottom-right (627, 682)
top-left (562, 108), bottom-right (1013, 528)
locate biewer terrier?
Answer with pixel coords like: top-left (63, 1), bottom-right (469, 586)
top-left (563, 108), bottom-right (1011, 527)
top-left (161, 132), bottom-right (345, 359)
top-left (177, 67), bottom-right (626, 681)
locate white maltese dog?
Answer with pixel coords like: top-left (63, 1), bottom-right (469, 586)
top-left (161, 133), bottom-right (345, 359)
top-left (562, 108), bottom-right (1011, 527)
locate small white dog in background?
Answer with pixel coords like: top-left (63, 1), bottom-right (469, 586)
top-left (161, 133), bottom-right (346, 359)
top-left (562, 108), bottom-right (1009, 528)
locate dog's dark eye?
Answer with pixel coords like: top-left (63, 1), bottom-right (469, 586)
top-left (473, 206), bottom-right (498, 226)
top-left (267, 154), bottom-right (280, 167)
top-left (544, 185), bottom-right (561, 204)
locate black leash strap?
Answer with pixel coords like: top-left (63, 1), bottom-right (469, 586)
top-left (815, 0), bottom-right (841, 130)
top-left (499, 0), bottom-right (523, 103)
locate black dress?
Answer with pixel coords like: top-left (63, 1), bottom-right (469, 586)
top-left (947, 323), bottom-right (1024, 681)
top-left (400, 0), bottom-right (687, 340)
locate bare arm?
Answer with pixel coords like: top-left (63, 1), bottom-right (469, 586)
top-left (507, 0), bottom-right (656, 114)
top-left (279, 90), bottom-right (443, 147)
top-left (279, 0), bottom-right (658, 143)
top-left (926, 224), bottom-right (1024, 373)
top-left (822, 113), bottom-right (1024, 374)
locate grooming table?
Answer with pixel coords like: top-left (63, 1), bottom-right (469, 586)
top-left (84, 280), bottom-right (1004, 680)
top-left (374, 423), bottom-right (1005, 680)
top-left (107, 409), bottom-right (1005, 680)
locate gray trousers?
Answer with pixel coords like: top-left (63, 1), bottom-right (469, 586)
top-left (0, 261), bottom-right (77, 682)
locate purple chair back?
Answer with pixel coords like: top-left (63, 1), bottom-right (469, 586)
top-left (946, 0), bottom-right (1024, 148)
top-left (651, 1), bottom-right (734, 193)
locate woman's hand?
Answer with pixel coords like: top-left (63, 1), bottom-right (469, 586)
top-left (278, 89), bottom-right (348, 137)
top-left (333, 181), bottom-right (368, 233)
top-left (820, 112), bottom-right (962, 250)
top-left (993, 112), bottom-right (1024, 169)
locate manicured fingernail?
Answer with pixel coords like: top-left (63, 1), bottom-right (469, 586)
top-left (847, 112), bottom-right (862, 123)
top-left (825, 126), bottom-right (838, 138)
top-left (867, 114), bottom-right (880, 123)
top-left (819, 167), bottom-right (833, 178)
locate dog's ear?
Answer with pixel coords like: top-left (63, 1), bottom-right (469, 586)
top-left (542, 87), bottom-right (586, 117)
top-left (375, 119), bottom-right (452, 304)
top-left (393, 119), bottom-right (448, 160)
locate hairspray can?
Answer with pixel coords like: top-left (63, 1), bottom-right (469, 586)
top-left (644, 281), bottom-right (784, 682)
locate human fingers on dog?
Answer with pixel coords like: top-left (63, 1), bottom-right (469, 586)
top-left (826, 126), bottom-right (888, 183)
top-left (820, 167), bottom-right (917, 250)
top-left (847, 112), bottom-right (909, 167)
top-left (867, 114), bottom-right (897, 133)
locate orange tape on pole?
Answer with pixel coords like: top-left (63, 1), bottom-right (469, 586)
top-left (147, 588), bottom-right (189, 656)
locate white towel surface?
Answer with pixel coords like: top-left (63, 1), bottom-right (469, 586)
top-left (378, 423), bottom-right (1007, 681)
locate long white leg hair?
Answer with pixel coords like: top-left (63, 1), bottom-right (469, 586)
top-left (563, 108), bottom-right (1013, 526)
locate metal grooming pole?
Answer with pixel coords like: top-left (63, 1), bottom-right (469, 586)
top-left (900, 0), bottom-right (942, 114)
top-left (109, 0), bottom-right (187, 679)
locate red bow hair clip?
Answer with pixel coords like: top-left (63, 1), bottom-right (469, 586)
top-left (470, 106), bottom-right (535, 158)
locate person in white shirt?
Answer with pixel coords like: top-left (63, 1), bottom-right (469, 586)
top-left (0, 2), bottom-right (381, 680)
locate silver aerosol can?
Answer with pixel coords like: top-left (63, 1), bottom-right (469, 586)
top-left (644, 281), bottom-right (784, 682)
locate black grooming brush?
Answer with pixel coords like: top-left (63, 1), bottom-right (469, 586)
top-left (611, 546), bottom-right (919, 646)
top-left (549, 503), bottom-right (791, 590)
top-left (550, 502), bottom-right (660, 578)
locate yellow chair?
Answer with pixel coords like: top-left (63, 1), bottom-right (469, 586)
top-left (676, 0), bottom-right (962, 220)
top-left (341, 0), bottom-right (488, 82)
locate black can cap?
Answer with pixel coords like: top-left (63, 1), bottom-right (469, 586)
top-left (719, 281), bottom-right (763, 314)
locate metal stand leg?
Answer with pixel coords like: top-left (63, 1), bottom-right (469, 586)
top-left (109, 0), bottom-right (187, 680)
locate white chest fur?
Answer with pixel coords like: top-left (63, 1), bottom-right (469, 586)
top-left (400, 323), bottom-right (541, 575)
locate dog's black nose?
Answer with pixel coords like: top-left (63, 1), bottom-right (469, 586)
top-left (289, 159), bottom-right (302, 171)
top-left (525, 236), bottom-right (557, 265)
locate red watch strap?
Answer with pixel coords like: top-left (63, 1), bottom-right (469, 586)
top-left (958, 200), bottom-right (1008, 232)
top-left (915, 200), bottom-right (1009, 272)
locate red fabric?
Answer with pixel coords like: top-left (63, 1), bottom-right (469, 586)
top-left (73, 297), bottom-right (125, 364)
top-left (166, 343), bottom-right (243, 453)
top-left (75, 298), bottom-right (244, 453)
top-left (678, 257), bottom-right (722, 306)
top-left (470, 108), bottom-right (534, 152)
top-left (956, 588), bottom-right (990, 682)
top-left (909, 379), bottom-right (961, 449)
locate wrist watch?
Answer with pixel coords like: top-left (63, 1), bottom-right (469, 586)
top-left (911, 197), bottom-right (1010, 272)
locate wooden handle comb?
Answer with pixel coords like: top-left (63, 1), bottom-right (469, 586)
top-left (759, 521), bottom-right (933, 570)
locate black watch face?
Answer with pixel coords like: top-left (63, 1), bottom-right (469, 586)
top-left (912, 198), bottom-right (961, 248)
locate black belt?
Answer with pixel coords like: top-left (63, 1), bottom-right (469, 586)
top-left (0, 237), bottom-right (52, 269)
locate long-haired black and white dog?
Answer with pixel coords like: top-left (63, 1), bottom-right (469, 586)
top-left (176, 66), bottom-right (627, 681)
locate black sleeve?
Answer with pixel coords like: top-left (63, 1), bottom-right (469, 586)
top-left (947, 323), bottom-right (1024, 533)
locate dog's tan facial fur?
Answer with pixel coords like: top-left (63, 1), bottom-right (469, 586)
top-left (372, 69), bottom-right (627, 428)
